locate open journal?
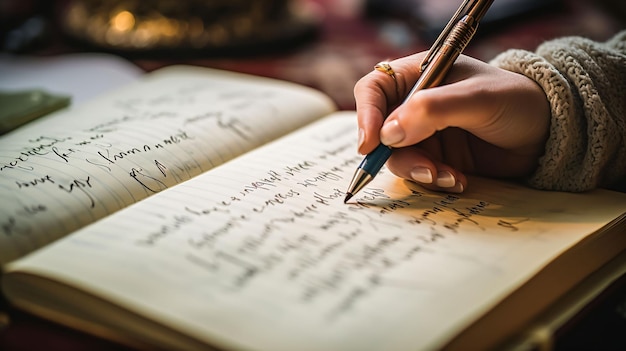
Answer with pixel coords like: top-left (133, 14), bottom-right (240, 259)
top-left (1, 66), bottom-right (625, 351)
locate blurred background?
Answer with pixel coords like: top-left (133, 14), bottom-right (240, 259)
top-left (0, 0), bottom-right (624, 110)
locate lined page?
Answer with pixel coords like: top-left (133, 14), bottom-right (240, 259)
top-left (0, 66), bottom-right (336, 264)
top-left (6, 113), bottom-right (626, 351)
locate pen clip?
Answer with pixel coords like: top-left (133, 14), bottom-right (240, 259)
top-left (419, 0), bottom-right (475, 72)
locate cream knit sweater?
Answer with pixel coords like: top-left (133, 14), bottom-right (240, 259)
top-left (490, 30), bottom-right (626, 192)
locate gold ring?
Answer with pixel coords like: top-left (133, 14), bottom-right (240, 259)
top-left (374, 61), bottom-right (397, 83)
top-left (374, 61), bottom-right (398, 95)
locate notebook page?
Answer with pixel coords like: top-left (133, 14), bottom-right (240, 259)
top-left (6, 113), bottom-right (626, 351)
top-left (0, 66), bottom-right (336, 264)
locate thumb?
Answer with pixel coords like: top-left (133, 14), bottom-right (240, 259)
top-left (380, 78), bottom-right (495, 148)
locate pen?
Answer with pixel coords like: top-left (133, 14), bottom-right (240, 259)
top-left (344, 0), bottom-right (494, 203)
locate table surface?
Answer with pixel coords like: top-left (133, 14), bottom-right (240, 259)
top-left (1, 0), bottom-right (625, 350)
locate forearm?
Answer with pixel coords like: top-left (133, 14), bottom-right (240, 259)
top-left (490, 30), bottom-right (626, 192)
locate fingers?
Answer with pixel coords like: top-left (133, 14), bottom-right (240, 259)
top-left (381, 60), bottom-right (496, 148)
top-left (380, 56), bottom-right (550, 152)
top-left (353, 53), bottom-right (550, 193)
top-left (355, 53), bottom-right (483, 153)
top-left (354, 54), bottom-right (426, 154)
top-left (382, 86), bottom-right (480, 147)
top-left (353, 53), bottom-right (474, 194)
top-left (386, 146), bottom-right (467, 193)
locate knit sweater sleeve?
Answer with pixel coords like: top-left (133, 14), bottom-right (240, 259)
top-left (489, 30), bottom-right (626, 192)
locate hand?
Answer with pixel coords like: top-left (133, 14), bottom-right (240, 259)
top-left (354, 53), bottom-right (551, 193)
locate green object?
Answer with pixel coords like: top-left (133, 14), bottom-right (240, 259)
top-left (0, 89), bottom-right (71, 134)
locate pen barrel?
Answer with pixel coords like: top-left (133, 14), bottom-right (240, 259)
top-left (405, 16), bottom-right (478, 101)
top-left (444, 15), bottom-right (477, 53)
top-left (358, 143), bottom-right (392, 175)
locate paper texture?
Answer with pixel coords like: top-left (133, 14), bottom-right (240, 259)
top-left (0, 66), bottom-right (336, 264)
top-left (8, 113), bottom-right (625, 351)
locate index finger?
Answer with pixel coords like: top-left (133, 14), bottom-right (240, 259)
top-left (354, 54), bottom-right (426, 154)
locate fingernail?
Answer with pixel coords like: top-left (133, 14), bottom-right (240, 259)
top-left (450, 182), bottom-right (464, 193)
top-left (435, 171), bottom-right (456, 188)
top-left (410, 167), bottom-right (433, 183)
top-left (357, 128), bottom-right (365, 151)
top-left (380, 120), bottom-right (405, 146)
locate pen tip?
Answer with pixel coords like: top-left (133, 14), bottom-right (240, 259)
top-left (344, 193), bottom-right (353, 204)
